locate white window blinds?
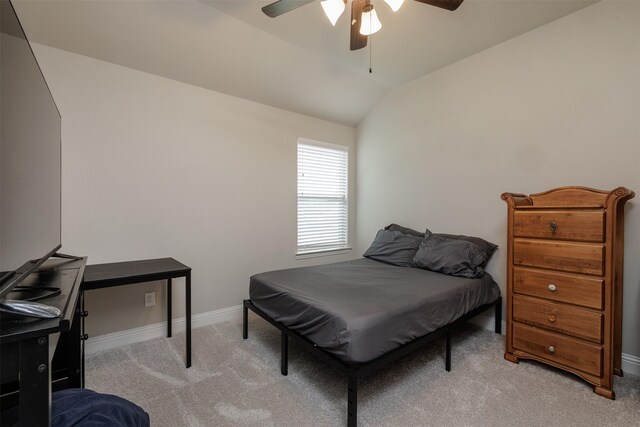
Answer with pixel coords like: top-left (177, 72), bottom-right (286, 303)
top-left (297, 140), bottom-right (348, 254)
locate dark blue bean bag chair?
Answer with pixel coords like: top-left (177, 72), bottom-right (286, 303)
top-left (2, 388), bottom-right (150, 426)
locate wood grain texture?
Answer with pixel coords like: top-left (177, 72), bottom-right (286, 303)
top-left (513, 267), bottom-right (603, 310)
top-left (526, 186), bottom-right (610, 208)
top-left (613, 204), bottom-right (627, 377)
top-left (594, 386), bottom-right (615, 399)
top-left (513, 239), bottom-right (604, 276)
top-left (261, 0), bottom-right (314, 18)
top-left (503, 186), bottom-right (633, 399)
top-left (513, 295), bottom-right (603, 343)
top-left (512, 322), bottom-right (602, 377)
top-left (414, 0), bottom-right (464, 11)
top-left (513, 210), bottom-right (604, 242)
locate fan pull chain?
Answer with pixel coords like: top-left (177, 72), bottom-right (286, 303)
top-left (369, 6), bottom-right (373, 74)
top-left (369, 33), bottom-right (373, 73)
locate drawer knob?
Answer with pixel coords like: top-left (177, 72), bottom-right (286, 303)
top-left (549, 222), bottom-right (558, 232)
top-left (548, 315), bottom-right (557, 323)
top-left (548, 284), bottom-right (557, 292)
top-left (548, 346), bottom-right (556, 354)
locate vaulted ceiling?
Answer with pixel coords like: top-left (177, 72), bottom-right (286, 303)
top-left (13, 0), bottom-right (598, 126)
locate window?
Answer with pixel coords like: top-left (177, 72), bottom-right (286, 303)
top-left (297, 139), bottom-right (348, 255)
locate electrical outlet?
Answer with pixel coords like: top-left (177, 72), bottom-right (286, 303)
top-left (144, 292), bottom-right (156, 308)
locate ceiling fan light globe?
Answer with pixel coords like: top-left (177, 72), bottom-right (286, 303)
top-left (360, 8), bottom-right (382, 36)
top-left (321, 0), bottom-right (345, 26)
top-left (384, 0), bottom-right (405, 12)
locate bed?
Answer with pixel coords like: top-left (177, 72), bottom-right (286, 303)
top-left (243, 255), bottom-right (501, 426)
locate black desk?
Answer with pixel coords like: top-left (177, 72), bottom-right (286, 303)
top-left (81, 258), bottom-right (191, 368)
top-left (0, 257), bottom-right (86, 426)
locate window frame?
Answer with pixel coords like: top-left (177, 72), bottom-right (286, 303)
top-left (296, 138), bottom-right (350, 258)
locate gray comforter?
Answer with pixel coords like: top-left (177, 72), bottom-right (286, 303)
top-left (249, 258), bottom-right (500, 364)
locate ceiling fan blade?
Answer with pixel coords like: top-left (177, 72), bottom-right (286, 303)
top-left (414, 0), bottom-right (464, 12)
top-left (350, 0), bottom-right (368, 51)
top-left (262, 0), bottom-right (315, 18)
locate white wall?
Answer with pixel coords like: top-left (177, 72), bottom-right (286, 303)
top-left (357, 0), bottom-right (640, 358)
top-left (32, 45), bottom-right (357, 336)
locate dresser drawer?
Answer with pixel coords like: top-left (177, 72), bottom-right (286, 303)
top-left (513, 322), bottom-right (602, 377)
top-left (513, 211), bottom-right (604, 242)
top-left (513, 295), bottom-right (602, 343)
top-left (513, 267), bottom-right (603, 310)
top-left (513, 239), bottom-right (604, 276)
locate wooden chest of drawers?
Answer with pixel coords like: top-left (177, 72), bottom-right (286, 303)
top-left (502, 186), bottom-right (634, 399)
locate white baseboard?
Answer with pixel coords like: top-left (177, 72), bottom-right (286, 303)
top-left (468, 313), bottom-right (640, 376)
top-left (621, 353), bottom-right (640, 377)
top-left (468, 313), bottom-right (507, 335)
top-left (85, 304), bottom-right (243, 356)
top-left (86, 304), bottom-right (640, 377)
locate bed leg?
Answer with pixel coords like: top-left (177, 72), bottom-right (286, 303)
top-left (495, 297), bottom-right (502, 335)
top-left (281, 331), bottom-right (288, 376)
top-left (243, 300), bottom-right (249, 339)
top-left (347, 373), bottom-right (357, 427)
top-left (445, 329), bottom-right (452, 372)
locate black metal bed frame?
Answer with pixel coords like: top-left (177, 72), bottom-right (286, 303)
top-left (243, 296), bottom-right (502, 427)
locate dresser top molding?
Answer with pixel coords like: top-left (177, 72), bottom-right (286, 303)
top-left (501, 186), bottom-right (635, 209)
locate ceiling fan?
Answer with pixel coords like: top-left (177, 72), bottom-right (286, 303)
top-left (261, 0), bottom-right (464, 51)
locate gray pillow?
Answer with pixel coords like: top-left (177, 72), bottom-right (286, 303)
top-left (384, 223), bottom-right (426, 238)
top-left (363, 229), bottom-right (423, 267)
top-left (385, 223), bottom-right (498, 268)
top-left (432, 233), bottom-right (497, 268)
top-left (412, 234), bottom-right (487, 278)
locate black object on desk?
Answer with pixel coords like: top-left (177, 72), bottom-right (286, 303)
top-left (81, 258), bottom-right (192, 368)
top-left (0, 257), bottom-right (87, 426)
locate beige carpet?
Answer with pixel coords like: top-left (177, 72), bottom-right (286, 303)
top-left (85, 315), bottom-right (640, 426)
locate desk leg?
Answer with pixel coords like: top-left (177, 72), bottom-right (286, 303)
top-left (67, 299), bottom-right (83, 388)
top-left (186, 272), bottom-right (192, 368)
top-left (19, 335), bottom-right (51, 426)
top-left (167, 278), bottom-right (172, 338)
top-left (81, 291), bottom-right (86, 388)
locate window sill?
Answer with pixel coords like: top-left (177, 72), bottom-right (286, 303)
top-left (296, 248), bottom-right (352, 260)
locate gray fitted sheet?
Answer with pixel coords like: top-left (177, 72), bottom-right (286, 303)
top-left (249, 258), bottom-right (500, 364)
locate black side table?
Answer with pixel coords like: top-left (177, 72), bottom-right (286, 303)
top-left (81, 258), bottom-right (191, 368)
top-left (1, 257), bottom-right (87, 426)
